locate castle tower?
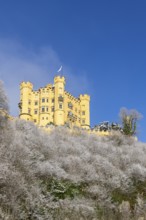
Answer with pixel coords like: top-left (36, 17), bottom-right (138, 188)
top-left (79, 94), bottom-right (90, 129)
top-left (54, 76), bottom-right (65, 125)
top-left (19, 82), bottom-right (33, 121)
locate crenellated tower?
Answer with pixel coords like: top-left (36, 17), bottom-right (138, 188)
top-left (54, 76), bottom-right (65, 125)
top-left (19, 82), bottom-right (33, 121)
top-left (79, 94), bottom-right (90, 129)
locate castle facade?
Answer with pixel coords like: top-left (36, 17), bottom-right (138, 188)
top-left (19, 76), bottom-right (90, 129)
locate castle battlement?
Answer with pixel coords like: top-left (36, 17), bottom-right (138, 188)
top-left (20, 81), bottom-right (33, 90)
top-left (54, 76), bottom-right (65, 84)
top-left (79, 94), bottom-right (90, 101)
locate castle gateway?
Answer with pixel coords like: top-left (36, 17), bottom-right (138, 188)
top-left (19, 76), bottom-right (90, 129)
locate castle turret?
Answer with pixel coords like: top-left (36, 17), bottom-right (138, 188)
top-left (54, 76), bottom-right (65, 125)
top-left (79, 94), bottom-right (90, 129)
top-left (19, 82), bottom-right (33, 121)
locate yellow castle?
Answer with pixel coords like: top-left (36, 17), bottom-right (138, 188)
top-left (19, 76), bottom-right (90, 129)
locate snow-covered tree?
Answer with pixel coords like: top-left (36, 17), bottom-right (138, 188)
top-left (119, 107), bottom-right (142, 136)
top-left (0, 81), bottom-right (9, 112)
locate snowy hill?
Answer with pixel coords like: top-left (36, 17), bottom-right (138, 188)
top-left (1, 81), bottom-right (146, 220)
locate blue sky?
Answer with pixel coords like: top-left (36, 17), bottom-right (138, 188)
top-left (0, 0), bottom-right (146, 141)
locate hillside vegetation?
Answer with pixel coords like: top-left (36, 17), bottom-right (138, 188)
top-left (1, 81), bottom-right (146, 220)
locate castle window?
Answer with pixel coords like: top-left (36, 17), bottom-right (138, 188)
top-left (52, 98), bottom-right (54, 103)
top-left (82, 119), bottom-right (85, 124)
top-left (46, 98), bottom-right (49, 102)
top-left (58, 95), bottom-right (64, 102)
top-left (51, 106), bottom-right (54, 112)
top-left (34, 119), bottom-right (37, 123)
top-left (59, 103), bottom-right (63, 109)
top-left (42, 98), bottom-right (45, 103)
top-left (68, 102), bottom-right (73, 109)
top-left (68, 111), bottom-right (73, 117)
top-left (42, 117), bottom-right (44, 120)
top-left (28, 108), bottom-right (31, 114)
top-left (35, 101), bottom-right (38, 105)
top-left (82, 111), bottom-right (85, 115)
top-left (34, 109), bottom-right (38, 114)
top-left (46, 107), bottom-right (49, 112)
top-left (42, 107), bottom-right (45, 112)
top-left (28, 100), bottom-right (31, 105)
top-left (46, 117), bottom-right (48, 120)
